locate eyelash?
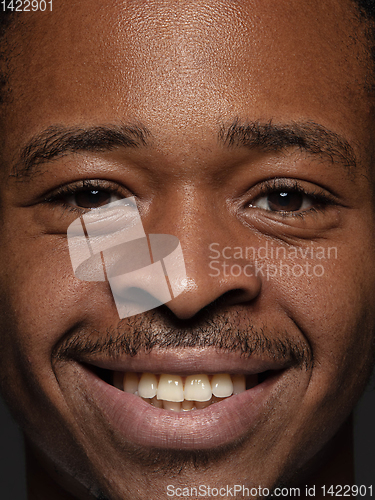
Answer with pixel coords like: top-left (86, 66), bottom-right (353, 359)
top-left (44, 179), bottom-right (125, 214)
top-left (249, 179), bottom-right (334, 217)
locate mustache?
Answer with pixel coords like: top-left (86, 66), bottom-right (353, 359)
top-left (53, 308), bottom-right (313, 370)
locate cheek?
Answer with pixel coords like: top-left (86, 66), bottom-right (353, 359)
top-left (273, 246), bottom-right (375, 404)
top-left (0, 231), bottom-right (115, 388)
top-left (0, 233), bottom-right (115, 472)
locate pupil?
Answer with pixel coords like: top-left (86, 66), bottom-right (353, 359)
top-left (278, 192), bottom-right (289, 206)
top-left (268, 191), bottom-right (303, 211)
top-left (75, 189), bottom-right (110, 208)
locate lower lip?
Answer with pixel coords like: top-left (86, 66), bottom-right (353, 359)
top-left (77, 365), bottom-right (283, 450)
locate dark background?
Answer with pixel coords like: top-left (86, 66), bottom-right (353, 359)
top-left (0, 371), bottom-right (374, 499)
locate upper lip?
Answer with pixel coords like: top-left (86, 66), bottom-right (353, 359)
top-left (67, 347), bottom-right (295, 375)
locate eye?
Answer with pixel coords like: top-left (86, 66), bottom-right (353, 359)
top-left (64, 188), bottom-right (122, 209)
top-left (249, 179), bottom-right (331, 215)
top-left (253, 190), bottom-right (313, 212)
top-left (45, 180), bottom-right (126, 211)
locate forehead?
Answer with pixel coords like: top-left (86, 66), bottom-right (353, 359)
top-left (1, 0), bottom-right (373, 162)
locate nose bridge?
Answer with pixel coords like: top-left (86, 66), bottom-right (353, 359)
top-left (148, 185), bottom-right (228, 275)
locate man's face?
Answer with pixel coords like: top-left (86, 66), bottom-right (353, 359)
top-left (1, 1), bottom-right (375, 498)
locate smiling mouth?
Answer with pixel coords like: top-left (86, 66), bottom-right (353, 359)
top-left (66, 350), bottom-right (294, 449)
top-left (94, 367), bottom-right (272, 411)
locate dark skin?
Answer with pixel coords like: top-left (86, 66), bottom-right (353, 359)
top-left (0, 1), bottom-right (375, 498)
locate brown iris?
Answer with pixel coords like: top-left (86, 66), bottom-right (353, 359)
top-left (267, 191), bottom-right (304, 212)
top-left (73, 189), bottom-right (113, 208)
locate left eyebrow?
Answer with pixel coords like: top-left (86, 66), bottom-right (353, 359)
top-left (218, 118), bottom-right (357, 174)
top-left (10, 123), bottom-right (152, 178)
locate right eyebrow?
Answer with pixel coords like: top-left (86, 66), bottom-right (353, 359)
top-left (218, 118), bottom-right (358, 176)
top-left (10, 123), bottom-right (152, 178)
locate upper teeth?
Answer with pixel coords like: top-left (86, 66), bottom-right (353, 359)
top-left (113, 372), bottom-right (254, 410)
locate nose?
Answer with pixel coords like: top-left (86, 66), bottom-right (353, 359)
top-left (163, 240), bottom-right (262, 320)
top-left (146, 198), bottom-right (262, 320)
